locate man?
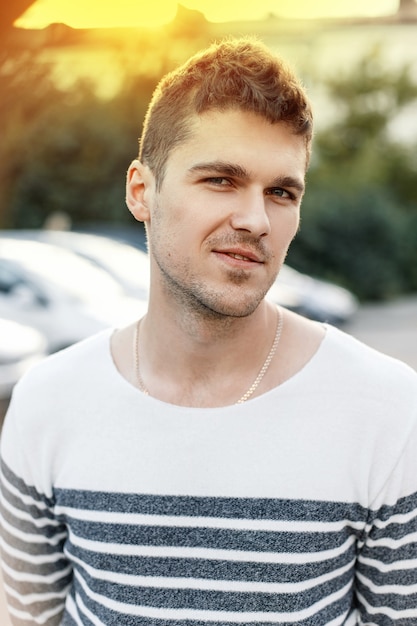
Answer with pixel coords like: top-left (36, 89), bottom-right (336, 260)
top-left (1, 37), bottom-right (417, 626)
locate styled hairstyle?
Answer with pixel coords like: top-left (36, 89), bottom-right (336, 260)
top-left (139, 37), bottom-right (313, 188)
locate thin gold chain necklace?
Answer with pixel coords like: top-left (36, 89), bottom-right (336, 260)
top-left (133, 307), bottom-right (283, 405)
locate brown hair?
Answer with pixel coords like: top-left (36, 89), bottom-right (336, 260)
top-left (139, 37), bottom-right (313, 188)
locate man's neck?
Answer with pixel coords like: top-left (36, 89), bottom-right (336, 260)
top-left (111, 301), bottom-right (326, 408)
top-left (139, 299), bottom-right (277, 406)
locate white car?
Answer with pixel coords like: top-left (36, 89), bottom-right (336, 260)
top-left (274, 264), bottom-right (358, 325)
top-left (0, 238), bottom-right (148, 353)
top-left (0, 318), bottom-right (47, 400)
top-left (9, 229), bottom-right (151, 301)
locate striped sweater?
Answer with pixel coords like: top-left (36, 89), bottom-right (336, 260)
top-left (1, 325), bottom-right (417, 625)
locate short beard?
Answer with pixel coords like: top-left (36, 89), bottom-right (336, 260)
top-left (153, 251), bottom-right (273, 321)
top-left (149, 203), bottom-right (278, 321)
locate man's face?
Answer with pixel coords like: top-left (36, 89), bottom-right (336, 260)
top-left (145, 109), bottom-right (307, 318)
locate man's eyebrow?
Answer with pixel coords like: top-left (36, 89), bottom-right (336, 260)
top-left (188, 161), bottom-right (250, 179)
top-left (270, 175), bottom-right (305, 194)
top-left (188, 161), bottom-right (305, 194)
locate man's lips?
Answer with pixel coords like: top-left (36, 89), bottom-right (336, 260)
top-left (213, 248), bottom-right (264, 264)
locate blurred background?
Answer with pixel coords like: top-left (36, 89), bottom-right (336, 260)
top-left (1, 0), bottom-right (417, 422)
top-left (0, 2), bottom-right (417, 621)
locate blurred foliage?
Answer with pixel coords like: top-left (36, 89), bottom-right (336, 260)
top-left (0, 48), bottom-right (156, 229)
top-left (0, 33), bottom-right (209, 231)
top-left (287, 48), bottom-right (417, 300)
top-left (0, 49), bottom-right (64, 226)
top-left (1, 41), bottom-right (417, 301)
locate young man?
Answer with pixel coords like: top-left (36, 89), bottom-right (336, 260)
top-left (1, 38), bottom-right (417, 626)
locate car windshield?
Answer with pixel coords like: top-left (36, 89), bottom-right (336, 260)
top-left (0, 239), bottom-right (123, 302)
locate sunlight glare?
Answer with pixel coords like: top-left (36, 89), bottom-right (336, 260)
top-left (15, 0), bottom-right (399, 29)
top-left (15, 0), bottom-right (178, 29)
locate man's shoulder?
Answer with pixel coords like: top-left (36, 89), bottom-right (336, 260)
top-left (14, 328), bottom-right (113, 394)
top-left (324, 324), bottom-right (417, 395)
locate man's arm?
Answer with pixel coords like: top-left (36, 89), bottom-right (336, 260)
top-left (356, 419), bottom-right (417, 624)
top-left (0, 402), bottom-right (72, 625)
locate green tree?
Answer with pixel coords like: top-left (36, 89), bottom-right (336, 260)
top-left (11, 78), bottom-right (152, 229)
top-left (288, 48), bottom-right (417, 300)
top-left (2, 32), bottom-right (210, 230)
top-left (0, 50), bottom-right (69, 227)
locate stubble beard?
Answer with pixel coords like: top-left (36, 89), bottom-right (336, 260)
top-left (157, 260), bottom-right (271, 320)
top-left (149, 221), bottom-right (278, 322)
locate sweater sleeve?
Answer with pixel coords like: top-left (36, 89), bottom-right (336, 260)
top-left (0, 399), bottom-right (72, 625)
top-left (355, 414), bottom-right (417, 625)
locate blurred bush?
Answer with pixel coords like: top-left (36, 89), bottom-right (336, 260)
top-left (287, 48), bottom-right (417, 300)
top-left (0, 49), bottom-right (157, 230)
top-left (288, 186), bottom-right (411, 300)
top-left (0, 33), bottom-right (208, 231)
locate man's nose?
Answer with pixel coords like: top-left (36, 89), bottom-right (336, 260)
top-left (229, 190), bottom-right (271, 237)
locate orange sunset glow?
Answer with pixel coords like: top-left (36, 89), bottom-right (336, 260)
top-left (16, 0), bottom-right (399, 29)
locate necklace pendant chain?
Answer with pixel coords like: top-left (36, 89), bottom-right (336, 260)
top-left (134, 307), bottom-right (283, 405)
top-left (236, 307), bottom-right (282, 404)
top-left (134, 323), bottom-right (149, 396)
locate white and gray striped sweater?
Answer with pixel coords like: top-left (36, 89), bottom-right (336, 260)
top-left (1, 325), bottom-right (417, 625)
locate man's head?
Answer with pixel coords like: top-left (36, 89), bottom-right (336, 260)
top-left (139, 37), bottom-right (313, 189)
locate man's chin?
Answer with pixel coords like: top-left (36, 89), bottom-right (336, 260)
top-left (197, 292), bottom-right (267, 319)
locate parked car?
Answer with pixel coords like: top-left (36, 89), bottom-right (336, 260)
top-left (274, 264), bottom-right (358, 325)
top-left (0, 237), bottom-right (148, 353)
top-left (0, 318), bottom-right (47, 400)
top-left (3, 229), bottom-right (358, 324)
top-left (8, 229), bottom-right (150, 300)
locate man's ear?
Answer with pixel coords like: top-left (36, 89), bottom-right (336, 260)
top-left (125, 160), bottom-right (154, 223)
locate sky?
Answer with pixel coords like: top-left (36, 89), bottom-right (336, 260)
top-left (16, 0), bottom-right (400, 29)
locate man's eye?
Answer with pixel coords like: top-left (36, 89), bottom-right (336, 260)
top-left (206, 177), bottom-right (230, 186)
top-left (267, 188), bottom-right (292, 199)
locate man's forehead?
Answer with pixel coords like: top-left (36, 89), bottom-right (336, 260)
top-left (169, 109), bottom-right (309, 175)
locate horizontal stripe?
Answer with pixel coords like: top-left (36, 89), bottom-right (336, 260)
top-left (53, 488), bottom-right (368, 523)
top-left (359, 563), bottom-right (417, 587)
top-left (1, 536), bottom-right (69, 581)
top-left (356, 589), bottom-right (417, 620)
top-left (2, 558), bottom-right (72, 585)
top-left (65, 520), bottom-right (353, 554)
top-left (66, 540), bottom-right (356, 583)
top-left (73, 568), bottom-right (354, 623)
top-left (2, 556), bottom-right (69, 582)
top-left (357, 580), bottom-right (417, 613)
top-left (371, 523), bottom-right (417, 544)
top-left (70, 557), bottom-right (353, 613)
top-left (74, 589), bottom-right (353, 626)
top-left (68, 548), bottom-right (354, 594)
top-left (369, 492), bottom-right (417, 524)
top-left (3, 579), bottom-right (70, 606)
top-left (1, 460), bottom-right (54, 508)
top-left (54, 505), bottom-right (365, 534)
top-left (7, 600), bottom-right (64, 625)
top-left (0, 514), bottom-right (67, 547)
top-left (373, 507), bottom-right (417, 530)
top-left (358, 554), bottom-right (417, 573)
top-left (0, 536), bottom-right (67, 566)
top-left (357, 571), bottom-right (417, 595)
top-left (0, 496), bottom-right (58, 547)
top-left (358, 543), bottom-right (417, 565)
top-left (67, 526), bottom-right (357, 564)
top-left (0, 486), bottom-right (55, 525)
